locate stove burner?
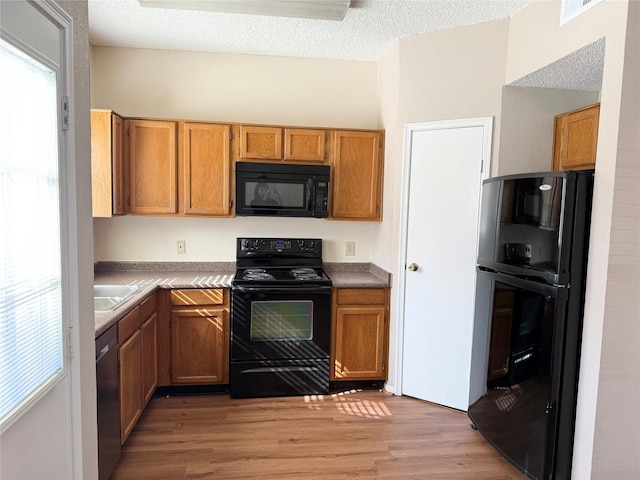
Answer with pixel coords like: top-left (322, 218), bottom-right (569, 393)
top-left (291, 267), bottom-right (322, 281)
top-left (291, 268), bottom-right (315, 274)
top-left (242, 269), bottom-right (275, 281)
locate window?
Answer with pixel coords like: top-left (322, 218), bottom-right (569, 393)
top-left (561, 0), bottom-right (604, 24)
top-left (0, 38), bottom-right (64, 427)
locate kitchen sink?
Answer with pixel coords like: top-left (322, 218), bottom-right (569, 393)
top-left (94, 284), bottom-right (140, 311)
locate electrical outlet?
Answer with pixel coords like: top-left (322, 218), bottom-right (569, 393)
top-left (177, 240), bottom-right (186, 254)
top-left (346, 241), bottom-right (355, 256)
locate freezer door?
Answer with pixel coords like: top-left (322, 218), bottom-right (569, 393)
top-left (469, 270), bottom-right (575, 480)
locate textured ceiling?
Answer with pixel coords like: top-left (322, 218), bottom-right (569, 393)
top-left (88, 0), bottom-right (605, 91)
top-left (88, 0), bottom-right (531, 61)
top-left (508, 38), bottom-right (605, 91)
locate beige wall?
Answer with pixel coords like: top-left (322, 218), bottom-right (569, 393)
top-left (376, 40), bottom-right (401, 388)
top-left (592, 1), bottom-right (639, 477)
top-left (90, 47), bottom-right (380, 263)
top-left (94, 216), bottom-right (375, 263)
top-left (91, 46), bottom-right (379, 127)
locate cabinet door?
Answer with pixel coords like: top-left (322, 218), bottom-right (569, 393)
top-left (181, 123), bottom-right (231, 216)
top-left (91, 110), bottom-right (125, 217)
top-left (553, 103), bottom-right (599, 171)
top-left (127, 119), bottom-right (178, 214)
top-left (140, 313), bottom-right (158, 406)
top-left (284, 128), bottom-right (326, 163)
top-left (333, 306), bottom-right (386, 380)
top-left (331, 131), bottom-right (383, 221)
top-left (119, 330), bottom-right (142, 444)
top-left (170, 308), bottom-right (228, 384)
top-left (239, 125), bottom-right (282, 160)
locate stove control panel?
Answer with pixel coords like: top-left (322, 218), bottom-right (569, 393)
top-left (270, 239), bottom-right (292, 251)
top-left (238, 238), bottom-right (322, 256)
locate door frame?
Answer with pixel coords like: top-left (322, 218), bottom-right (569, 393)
top-left (394, 117), bottom-right (493, 397)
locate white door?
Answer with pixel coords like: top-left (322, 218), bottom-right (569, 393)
top-left (399, 118), bottom-right (492, 411)
top-left (0, 2), bottom-right (81, 479)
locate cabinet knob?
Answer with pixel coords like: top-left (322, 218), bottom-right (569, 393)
top-left (407, 263), bottom-right (419, 272)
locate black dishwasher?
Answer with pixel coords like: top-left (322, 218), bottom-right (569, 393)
top-left (96, 324), bottom-right (120, 480)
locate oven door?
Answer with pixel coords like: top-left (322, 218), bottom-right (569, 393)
top-left (230, 284), bottom-right (332, 362)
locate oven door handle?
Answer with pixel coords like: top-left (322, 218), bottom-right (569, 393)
top-left (233, 285), bottom-right (332, 294)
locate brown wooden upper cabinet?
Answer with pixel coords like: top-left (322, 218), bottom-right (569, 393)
top-left (92, 114), bottom-right (385, 220)
top-left (126, 119), bottom-right (178, 214)
top-left (239, 125), bottom-right (283, 160)
top-left (91, 109), bottom-right (126, 217)
top-left (180, 122), bottom-right (232, 216)
top-left (284, 128), bottom-right (326, 163)
top-left (553, 103), bottom-right (599, 171)
top-left (330, 130), bottom-right (383, 221)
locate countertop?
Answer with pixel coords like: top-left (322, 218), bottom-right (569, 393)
top-left (94, 261), bottom-right (391, 338)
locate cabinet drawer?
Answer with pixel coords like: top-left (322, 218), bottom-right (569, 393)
top-left (336, 288), bottom-right (386, 306)
top-left (118, 306), bottom-right (141, 344)
top-left (170, 289), bottom-right (224, 306)
top-left (139, 291), bottom-right (157, 319)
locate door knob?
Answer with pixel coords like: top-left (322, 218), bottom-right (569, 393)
top-left (407, 263), bottom-right (418, 272)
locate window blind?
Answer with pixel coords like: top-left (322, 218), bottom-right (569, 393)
top-left (0, 39), bottom-right (64, 424)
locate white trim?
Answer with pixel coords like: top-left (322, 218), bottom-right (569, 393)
top-left (394, 117), bottom-right (493, 398)
top-left (33, 2), bottom-right (84, 477)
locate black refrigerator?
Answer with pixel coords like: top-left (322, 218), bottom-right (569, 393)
top-left (468, 170), bottom-right (594, 480)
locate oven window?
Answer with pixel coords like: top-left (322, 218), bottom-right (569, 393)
top-left (244, 181), bottom-right (305, 208)
top-left (250, 301), bottom-right (313, 341)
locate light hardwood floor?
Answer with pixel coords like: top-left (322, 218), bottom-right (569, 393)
top-left (111, 389), bottom-right (525, 479)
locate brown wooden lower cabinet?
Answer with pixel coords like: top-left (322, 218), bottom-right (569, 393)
top-left (118, 292), bottom-right (158, 445)
top-left (170, 308), bottom-right (228, 384)
top-left (168, 289), bottom-right (229, 385)
top-left (140, 313), bottom-right (158, 405)
top-left (331, 288), bottom-right (389, 381)
top-left (119, 328), bottom-right (142, 444)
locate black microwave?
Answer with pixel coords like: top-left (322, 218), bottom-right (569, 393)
top-left (235, 162), bottom-right (330, 218)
